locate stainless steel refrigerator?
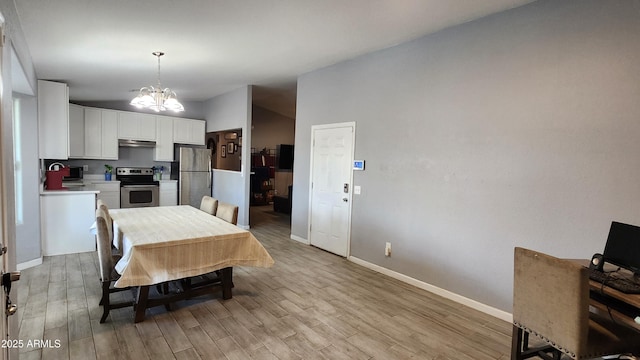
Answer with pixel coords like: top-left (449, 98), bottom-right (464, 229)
top-left (172, 147), bottom-right (211, 207)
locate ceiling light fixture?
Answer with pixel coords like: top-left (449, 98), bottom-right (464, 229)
top-left (130, 51), bottom-right (184, 112)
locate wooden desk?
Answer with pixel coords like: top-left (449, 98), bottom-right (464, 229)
top-left (573, 259), bottom-right (640, 331)
top-left (109, 205), bottom-right (275, 322)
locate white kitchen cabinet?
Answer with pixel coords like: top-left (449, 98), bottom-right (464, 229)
top-left (118, 112), bottom-right (157, 141)
top-left (68, 104), bottom-right (85, 158)
top-left (159, 180), bottom-right (178, 206)
top-left (191, 120), bottom-right (206, 145)
top-left (173, 117), bottom-right (205, 145)
top-left (101, 110), bottom-right (119, 158)
top-left (38, 80), bottom-right (69, 159)
top-left (84, 108), bottom-right (101, 158)
top-left (40, 191), bottom-right (97, 256)
top-left (84, 107), bottom-right (118, 160)
top-left (91, 181), bottom-right (121, 209)
top-left (155, 116), bottom-right (174, 161)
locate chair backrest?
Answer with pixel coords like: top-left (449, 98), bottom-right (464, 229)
top-left (513, 247), bottom-right (589, 357)
top-left (95, 208), bottom-right (115, 282)
top-left (96, 199), bottom-right (113, 242)
top-left (200, 196), bottom-right (218, 216)
top-left (216, 202), bottom-right (239, 225)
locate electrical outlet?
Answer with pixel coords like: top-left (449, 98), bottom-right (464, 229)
top-left (385, 242), bottom-right (391, 256)
top-left (83, 165), bottom-right (89, 171)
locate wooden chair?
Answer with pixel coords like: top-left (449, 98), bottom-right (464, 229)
top-left (95, 208), bottom-right (134, 323)
top-left (200, 196), bottom-right (218, 216)
top-left (96, 199), bottom-right (122, 254)
top-left (216, 202), bottom-right (238, 225)
top-left (207, 201), bottom-right (239, 288)
top-left (511, 247), bottom-right (640, 359)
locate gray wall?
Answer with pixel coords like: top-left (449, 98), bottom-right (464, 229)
top-left (293, 0), bottom-right (640, 312)
top-left (251, 105), bottom-right (295, 151)
top-left (204, 86), bottom-right (252, 227)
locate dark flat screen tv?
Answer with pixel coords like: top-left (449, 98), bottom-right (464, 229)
top-left (603, 221), bottom-right (640, 275)
top-left (278, 144), bottom-right (294, 170)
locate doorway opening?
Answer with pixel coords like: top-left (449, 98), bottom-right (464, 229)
top-left (206, 129), bottom-right (242, 172)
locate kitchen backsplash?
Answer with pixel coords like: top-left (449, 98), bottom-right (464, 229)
top-left (45, 147), bottom-right (171, 176)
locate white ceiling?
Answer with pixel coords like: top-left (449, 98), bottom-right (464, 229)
top-left (14, 0), bottom-right (534, 118)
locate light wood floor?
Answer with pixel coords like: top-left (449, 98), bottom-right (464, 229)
top-left (17, 206), bottom-right (513, 359)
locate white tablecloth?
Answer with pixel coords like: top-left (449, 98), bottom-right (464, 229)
top-left (109, 205), bottom-right (274, 287)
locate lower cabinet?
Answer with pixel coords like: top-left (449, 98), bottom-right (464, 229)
top-left (41, 192), bottom-right (97, 256)
top-left (91, 181), bottom-right (121, 209)
top-left (160, 180), bottom-right (178, 206)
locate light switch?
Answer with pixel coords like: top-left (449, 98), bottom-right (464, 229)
top-left (354, 185), bottom-right (361, 195)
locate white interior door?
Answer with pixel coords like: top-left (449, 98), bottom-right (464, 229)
top-left (309, 123), bottom-right (355, 257)
top-left (0, 23), bottom-right (18, 360)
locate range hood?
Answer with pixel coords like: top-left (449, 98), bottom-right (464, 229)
top-left (118, 139), bottom-right (156, 148)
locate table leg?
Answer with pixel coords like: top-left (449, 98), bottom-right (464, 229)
top-left (221, 267), bottom-right (233, 300)
top-left (135, 286), bottom-right (150, 323)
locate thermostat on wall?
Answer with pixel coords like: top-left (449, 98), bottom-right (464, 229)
top-left (353, 160), bottom-right (365, 171)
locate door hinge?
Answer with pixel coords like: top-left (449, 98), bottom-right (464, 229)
top-left (0, 246), bottom-right (7, 256)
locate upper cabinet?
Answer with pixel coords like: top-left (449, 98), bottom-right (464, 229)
top-left (154, 116), bottom-right (174, 161)
top-left (173, 118), bottom-right (205, 145)
top-left (68, 104), bottom-right (85, 158)
top-left (38, 80), bottom-right (69, 159)
top-left (118, 112), bottom-right (157, 141)
top-left (46, 102), bottom-right (206, 161)
top-left (84, 108), bottom-right (118, 160)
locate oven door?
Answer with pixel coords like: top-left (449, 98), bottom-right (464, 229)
top-left (120, 185), bottom-right (159, 208)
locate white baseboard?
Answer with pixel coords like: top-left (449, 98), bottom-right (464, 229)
top-left (290, 234), bottom-right (309, 244)
top-left (17, 257), bottom-right (43, 271)
top-left (348, 256), bottom-right (512, 323)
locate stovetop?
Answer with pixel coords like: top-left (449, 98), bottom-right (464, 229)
top-left (116, 167), bottom-right (159, 186)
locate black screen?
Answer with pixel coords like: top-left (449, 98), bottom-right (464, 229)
top-left (278, 144), bottom-right (294, 170)
top-left (603, 221), bottom-right (640, 274)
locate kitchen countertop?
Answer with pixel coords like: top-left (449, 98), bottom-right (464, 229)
top-left (41, 188), bottom-right (100, 195)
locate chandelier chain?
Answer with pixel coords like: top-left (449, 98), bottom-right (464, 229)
top-left (154, 52), bottom-right (164, 88)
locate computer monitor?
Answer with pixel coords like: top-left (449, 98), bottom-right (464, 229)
top-left (603, 221), bottom-right (640, 275)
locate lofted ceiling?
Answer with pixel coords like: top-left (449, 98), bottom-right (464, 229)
top-left (14, 0), bottom-right (534, 118)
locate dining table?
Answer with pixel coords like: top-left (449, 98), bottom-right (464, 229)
top-left (108, 205), bottom-right (274, 322)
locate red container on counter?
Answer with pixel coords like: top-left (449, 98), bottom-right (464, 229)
top-left (45, 166), bottom-right (70, 190)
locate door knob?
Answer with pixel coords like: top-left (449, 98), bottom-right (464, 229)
top-left (5, 302), bottom-right (17, 316)
top-left (2, 271), bottom-right (20, 316)
top-left (343, 198), bottom-right (348, 202)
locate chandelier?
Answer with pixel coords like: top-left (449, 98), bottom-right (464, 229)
top-left (130, 51), bottom-right (184, 112)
